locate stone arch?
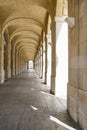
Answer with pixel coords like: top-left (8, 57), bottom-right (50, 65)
top-left (13, 38), bottom-right (37, 47)
top-left (2, 17), bottom-right (44, 35)
top-left (16, 44), bottom-right (36, 53)
top-left (10, 30), bottom-right (40, 43)
top-left (15, 42), bottom-right (37, 49)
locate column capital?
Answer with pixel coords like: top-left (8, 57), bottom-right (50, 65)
top-left (46, 34), bottom-right (51, 43)
top-left (55, 16), bottom-right (66, 22)
top-left (51, 16), bottom-right (66, 30)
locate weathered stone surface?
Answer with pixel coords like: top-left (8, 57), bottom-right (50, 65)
top-left (68, 0), bottom-right (87, 129)
top-left (67, 84), bottom-right (78, 122)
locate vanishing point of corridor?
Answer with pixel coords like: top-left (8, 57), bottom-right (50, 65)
top-left (0, 70), bottom-right (81, 130)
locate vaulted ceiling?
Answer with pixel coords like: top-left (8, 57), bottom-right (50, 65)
top-left (0, 0), bottom-right (67, 62)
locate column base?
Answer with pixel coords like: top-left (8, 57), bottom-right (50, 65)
top-left (0, 69), bottom-right (4, 84)
top-left (12, 73), bottom-right (15, 76)
top-left (67, 83), bottom-right (87, 130)
top-left (7, 69), bottom-right (11, 79)
top-left (50, 90), bottom-right (55, 95)
top-left (44, 81), bottom-right (46, 84)
top-left (78, 89), bottom-right (87, 130)
top-left (67, 83), bottom-right (78, 122)
top-left (50, 75), bottom-right (56, 95)
top-left (44, 72), bottom-right (47, 84)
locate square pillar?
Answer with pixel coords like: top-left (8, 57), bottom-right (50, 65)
top-left (0, 37), bottom-right (4, 83)
top-left (41, 44), bottom-right (43, 79)
top-left (50, 21), bottom-right (56, 94)
top-left (6, 42), bottom-right (11, 78)
top-left (44, 35), bottom-right (47, 84)
top-left (12, 44), bottom-right (16, 76)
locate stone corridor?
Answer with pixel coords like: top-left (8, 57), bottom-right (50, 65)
top-left (0, 70), bottom-right (81, 130)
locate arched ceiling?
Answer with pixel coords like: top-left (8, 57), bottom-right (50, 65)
top-left (0, 0), bottom-right (67, 62)
top-left (0, 0), bottom-right (56, 61)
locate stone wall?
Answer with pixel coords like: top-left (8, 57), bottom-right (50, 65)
top-left (68, 0), bottom-right (87, 130)
top-left (68, 0), bottom-right (79, 123)
top-left (78, 0), bottom-right (87, 130)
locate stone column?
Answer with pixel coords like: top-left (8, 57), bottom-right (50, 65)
top-left (20, 53), bottom-right (21, 73)
top-left (36, 56), bottom-right (38, 73)
top-left (18, 52), bottom-right (21, 74)
top-left (37, 52), bottom-right (39, 76)
top-left (3, 30), bottom-right (12, 79)
top-left (20, 54), bottom-right (22, 73)
top-left (21, 56), bottom-right (23, 72)
top-left (22, 60), bottom-right (24, 72)
top-left (40, 47), bottom-right (42, 78)
top-left (50, 21), bottom-right (56, 94)
top-left (44, 35), bottom-right (47, 84)
top-left (50, 17), bottom-right (64, 94)
top-left (67, 0), bottom-right (79, 124)
top-left (41, 44), bottom-right (43, 78)
top-left (38, 50), bottom-right (40, 76)
top-left (35, 57), bottom-right (37, 73)
top-left (18, 52), bottom-right (20, 74)
top-left (43, 43), bottom-right (45, 81)
top-left (39, 48), bottom-right (41, 77)
top-left (37, 51), bottom-right (39, 75)
top-left (34, 59), bottom-right (35, 70)
top-left (6, 42), bottom-right (11, 79)
top-left (77, 0), bottom-right (87, 129)
top-left (36, 59), bottom-right (37, 72)
top-left (33, 60), bottom-right (35, 70)
top-left (19, 54), bottom-right (21, 73)
top-left (66, 1), bottom-right (87, 129)
top-left (0, 36), bottom-right (4, 83)
top-left (15, 49), bottom-right (18, 75)
top-left (11, 44), bottom-right (16, 76)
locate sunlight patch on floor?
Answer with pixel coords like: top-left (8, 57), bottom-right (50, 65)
top-left (30, 106), bottom-right (38, 111)
top-left (49, 115), bottom-right (76, 130)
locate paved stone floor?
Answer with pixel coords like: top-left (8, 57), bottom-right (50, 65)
top-left (0, 70), bottom-right (82, 130)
